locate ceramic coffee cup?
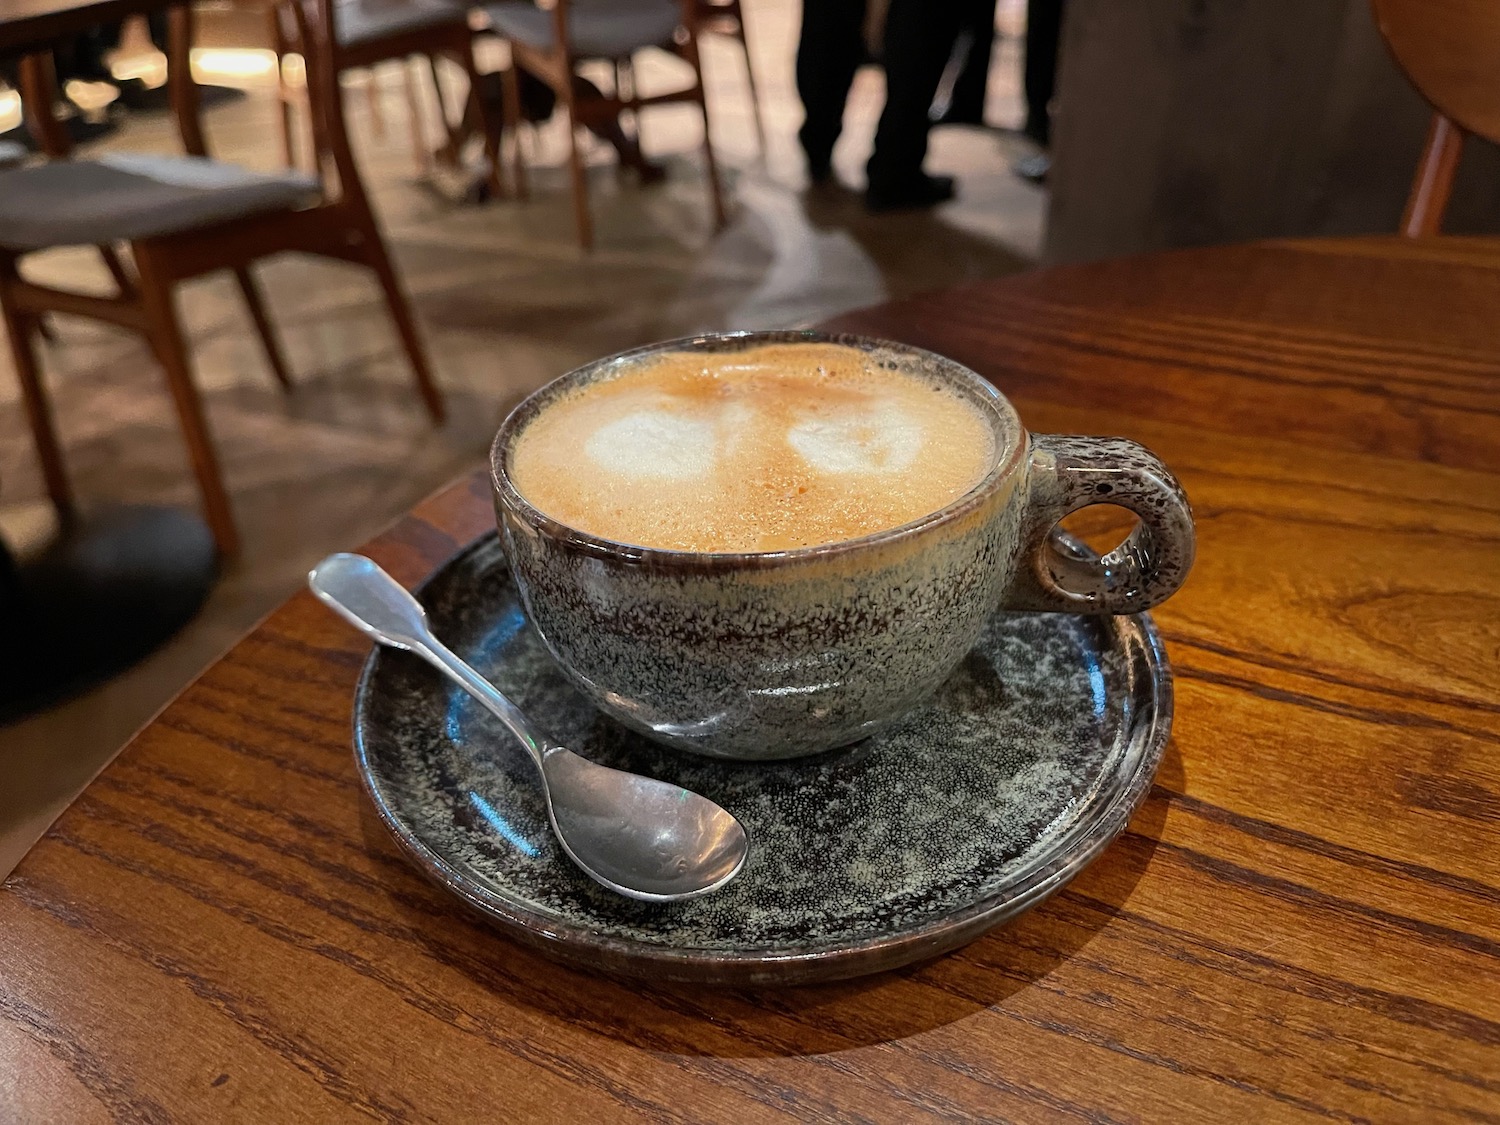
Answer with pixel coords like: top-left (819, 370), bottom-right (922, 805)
top-left (491, 331), bottom-right (1194, 761)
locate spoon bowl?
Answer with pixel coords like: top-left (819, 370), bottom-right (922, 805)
top-left (542, 749), bottom-right (746, 899)
top-left (309, 553), bottom-right (748, 902)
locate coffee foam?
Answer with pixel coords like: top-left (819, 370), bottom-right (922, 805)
top-left (584, 411), bottom-right (719, 480)
top-left (785, 402), bottom-right (923, 475)
top-left (509, 342), bottom-right (996, 552)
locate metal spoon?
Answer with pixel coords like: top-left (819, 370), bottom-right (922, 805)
top-left (309, 553), bottom-right (748, 902)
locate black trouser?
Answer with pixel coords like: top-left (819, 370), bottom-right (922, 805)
top-left (866, 0), bottom-right (967, 189)
top-left (944, 0), bottom-right (999, 124)
top-left (1024, 0), bottom-right (1066, 146)
top-left (795, 0), bottom-right (867, 167)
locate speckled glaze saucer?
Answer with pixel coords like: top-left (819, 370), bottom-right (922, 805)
top-left (354, 534), bottom-right (1172, 986)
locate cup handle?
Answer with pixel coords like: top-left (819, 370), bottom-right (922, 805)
top-left (1000, 434), bottom-right (1195, 614)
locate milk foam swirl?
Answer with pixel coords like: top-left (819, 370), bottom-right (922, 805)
top-left (510, 343), bottom-right (995, 552)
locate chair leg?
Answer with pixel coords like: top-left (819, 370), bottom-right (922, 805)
top-left (232, 266), bottom-right (294, 392)
top-left (292, 83), bottom-right (316, 175)
top-left (559, 87), bottom-right (594, 251)
top-left (99, 244), bottom-right (136, 296)
top-left (735, 25), bottom-right (766, 155)
top-left (133, 248), bottom-right (240, 558)
top-left (365, 70), bottom-right (387, 140)
top-left (682, 41), bottom-right (727, 230)
top-left (401, 62), bottom-right (432, 176)
top-left (426, 54), bottom-right (458, 168)
top-left (279, 79), bottom-right (299, 169)
top-left (1402, 114), bottom-right (1464, 238)
top-left (0, 279), bottom-right (74, 516)
top-left (501, 63), bottom-right (528, 199)
top-left (456, 41), bottom-right (504, 198)
top-left (269, 7), bottom-right (298, 169)
top-left (615, 57), bottom-right (640, 151)
top-left (701, 108), bottom-right (726, 231)
top-left (353, 217), bottom-right (444, 423)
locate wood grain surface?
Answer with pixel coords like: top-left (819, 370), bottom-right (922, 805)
top-left (2, 236), bottom-right (1498, 1123)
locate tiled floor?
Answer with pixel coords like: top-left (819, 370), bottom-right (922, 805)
top-left (0, 0), bottom-right (1044, 874)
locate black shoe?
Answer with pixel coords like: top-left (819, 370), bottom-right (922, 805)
top-left (1023, 115), bottom-right (1051, 148)
top-left (111, 77), bottom-right (169, 111)
top-left (1013, 153), bottom-right (1051, 184)
top-left (864, 173), bottom-right (956, 212)
top-left (633, 159), bottom-right (668, 186)
top-left (798, 121), bottom-right (835, 185)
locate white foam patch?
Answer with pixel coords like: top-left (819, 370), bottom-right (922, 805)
top-left (717, 402), bottom-right (755, 453)
top-left (584, 410), bottom-right (717, 480)
top-left (786, 402), bottom-right (924, 474)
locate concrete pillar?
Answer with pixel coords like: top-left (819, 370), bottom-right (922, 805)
top-left (1043, 0), bottom-right (1500, 264)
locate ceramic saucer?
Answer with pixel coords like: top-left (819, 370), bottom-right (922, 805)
top-left (354, 533), bottom-right (1171, 985)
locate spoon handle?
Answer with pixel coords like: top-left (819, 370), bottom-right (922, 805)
top-left (309, 553), bottom-right (546, 768)
top-left (414, 637), bottom-right (548, 769)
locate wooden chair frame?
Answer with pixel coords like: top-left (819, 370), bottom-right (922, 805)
top-left (0, 0), bottom-right (443, 557)
top-left (695, 0), bottom-right (764, 154)
top-left (1371, 0), bottom-right (1500, 236)
top-left (270, 0), bottom-right (503, 193)
top-left (498, 0), bottom-right (726, 250)
top-left (1400, 115), bottom-right (1463, 238)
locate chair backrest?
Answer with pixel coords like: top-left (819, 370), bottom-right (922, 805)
top-left (279, 0), bottom-right (372, 207)
top-left (1372, 0), bottom-right (1500, 143)
top-left (1371, 0), bottom-right (1500, 235)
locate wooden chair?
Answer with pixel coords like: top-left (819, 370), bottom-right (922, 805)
top-left (272, 0), bottom-right (502, 192)
top-left (694, 0), bottom-right (764, 154)
top-left (0, 0), bottom-right (443, 558)
top-left (482, 0), bottom-right (726, 250)
top-left (1371, 0), bottom-right (1500, 236)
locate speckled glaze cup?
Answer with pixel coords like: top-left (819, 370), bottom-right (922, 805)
top-left (491, 331), bottom-right (1194, 761)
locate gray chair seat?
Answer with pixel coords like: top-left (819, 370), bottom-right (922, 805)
top-left (484, 0), bottom-right (681, 58)
top-left (336, 0), bottom-right (470, 49)
top-left (0, 155), bottom-right (320, 252)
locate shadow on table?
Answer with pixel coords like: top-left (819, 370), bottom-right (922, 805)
top-left (369, 739), bottom-right (1182, 1058)
top-left (797, 183), bottom-right (1036, 302)
top-left (640, 742), bottom-right (1182, 1057)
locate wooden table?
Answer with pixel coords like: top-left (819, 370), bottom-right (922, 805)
top-left (3, 236), bottom-right (1497, 1123)
top-left (0, 0), bottom-right (180, 54)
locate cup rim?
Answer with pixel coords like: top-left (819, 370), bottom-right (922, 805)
top-left (489, 330), bottom-right (1027, 569)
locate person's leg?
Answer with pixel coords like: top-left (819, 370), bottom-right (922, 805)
top-left (573, 75), bottom-right (665, 183)
top-left (941, 0), bottom-right (998, 126)
top-left (1023, 0), bottom-right (1065, 146)
top-left (518, 69), bottom-right (557, 123)
top-left (65, 26), bottom-right (118, 83)
top-left (470, 68), bottom-right (662, 184)
top-left (145, 12), bottom-right (169, 50)
top-left (796, 0), bottom-right (867, 181)
top-left (865, 0), bottom-right (965, 207)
